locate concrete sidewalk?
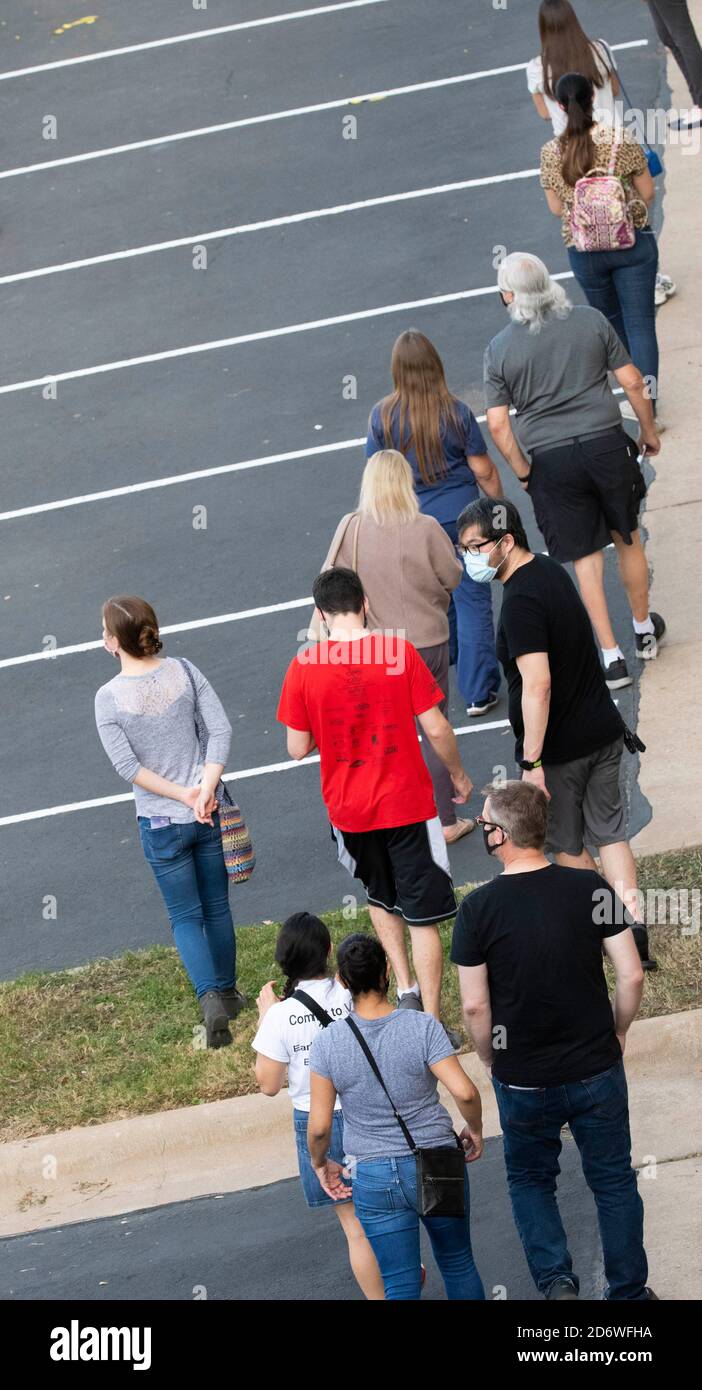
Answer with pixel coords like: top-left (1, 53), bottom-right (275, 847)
top-left (2, 1010), bottom-right (700, 1299)
top-left (632, 0), bottom-right (702, 855)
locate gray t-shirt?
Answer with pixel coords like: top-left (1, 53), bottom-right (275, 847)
top-left (95, 657), bottom-right (232, 822)
top-left (309, 1010), bottom-right (455, 1162)
top-left (483, 305), bottom-right (631, 454)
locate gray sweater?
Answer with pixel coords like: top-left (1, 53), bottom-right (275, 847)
top-left (94, 657), bottom-right (232, 823)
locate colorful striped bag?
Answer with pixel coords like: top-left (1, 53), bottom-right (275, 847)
top-left (179, 659), bottom-right (255, 883)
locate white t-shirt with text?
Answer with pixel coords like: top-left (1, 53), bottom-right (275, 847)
top-left (251, 978), bottom-right (352, 1111)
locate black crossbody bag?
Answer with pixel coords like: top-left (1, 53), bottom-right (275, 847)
top-left (346, 1017), bottom-right (466, 1218)
top-left (291, 989), bottom-right (334, 1028)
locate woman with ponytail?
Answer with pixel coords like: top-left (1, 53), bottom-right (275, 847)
top-left (540, 71), bottom-right (661, 418)
top-left (252, 914), bottom-right (384, 1300)
top-left (308, 934), bottom-right (485, 1301)
top-left (95, 596), bottom-right (244, 1048)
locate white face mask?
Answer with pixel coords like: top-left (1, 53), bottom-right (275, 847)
top-left (462, 540), bottom-right (505, 584)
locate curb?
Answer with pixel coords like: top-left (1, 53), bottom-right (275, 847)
top-left (1, 1008), bottom-right (700, 1240)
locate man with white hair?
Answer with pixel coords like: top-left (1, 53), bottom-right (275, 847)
top-left (483, 252), bottom-right (664, 691)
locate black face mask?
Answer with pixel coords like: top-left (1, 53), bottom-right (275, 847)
top-left (499, 291), bottom-right (511, 309)
top-left (482, 822), bottom-right (507, 856)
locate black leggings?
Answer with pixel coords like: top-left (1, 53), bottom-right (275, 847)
top-left (646, 0), bottom-right (702, 105)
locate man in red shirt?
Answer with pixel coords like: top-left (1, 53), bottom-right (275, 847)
top-left (277, 568), bottom-right (474, 1039)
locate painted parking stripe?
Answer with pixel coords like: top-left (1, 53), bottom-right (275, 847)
top-left (0, 272), bottom-right (574, 397)
top-left (0, 43), bottom-right (647, 181)
top-left (0, 598), bottom-right (316, 669)
top-left (0, 169), bottom-right (541, 286)
top-left (0, 720), bottom-right (512, 827)
top-left (0, 2), bottom-right (392, 81)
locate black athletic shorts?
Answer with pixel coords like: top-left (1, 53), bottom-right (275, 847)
top-left (330, 818), bottom-right (457, 925)
top-left (527, 426), bottom-right (647, 563)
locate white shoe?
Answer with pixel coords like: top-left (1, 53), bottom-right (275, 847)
top-left (466, 693), bottom-right (498, 717)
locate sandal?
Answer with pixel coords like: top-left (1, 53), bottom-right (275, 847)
top-left (443, 818), bottom-right (476, 844)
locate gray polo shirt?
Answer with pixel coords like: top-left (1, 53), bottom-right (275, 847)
top-left (484, 305), bottom-right (631, 455)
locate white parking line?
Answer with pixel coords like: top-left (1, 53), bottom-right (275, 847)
top-left (0, 2), bottom-right (391, 81)
top-left (0, 598), bottom-right (315, 669)
top-left (0, 272), bottom-right (574, 397)
top-left (0, 169), bottom-right (541, 286)
top-left (0, 43), bottom-right (647, 181)
top-left (0, 720), bottom-right (511, 827)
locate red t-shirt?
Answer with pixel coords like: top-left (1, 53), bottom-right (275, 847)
top-left (277, 635), bottom-right (444, 832)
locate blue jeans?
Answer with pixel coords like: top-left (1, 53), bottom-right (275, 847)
top-left (442, 519), bottom-right (500, 706)
top-left (138, 815), bottom-right (236, 998)
top-left (567, 229), bottom-right (660, 403)
top-left (293, 1109), bottom-right (351, 1209)
top-left (493, 1060), bottom-right (648, 1300)
top-left (352, 1154), bottom-right (485, 1301)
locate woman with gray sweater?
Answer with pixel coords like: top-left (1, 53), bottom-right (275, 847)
top-left (95, 595), bottom-right (244, 1048)
top-left (314, 450), bottom-right (473, 844)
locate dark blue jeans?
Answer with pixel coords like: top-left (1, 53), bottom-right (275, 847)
top-left (352, 1154), bottom-right (485, 1301)
top-left (568, 229), bottom-right (659, 404)
top-left (493, 1060), bottom-right (648, 1300)
top-left (138, 815), bottom-right (236, 999)
top-left (442, 519), bottom-right (500, 706)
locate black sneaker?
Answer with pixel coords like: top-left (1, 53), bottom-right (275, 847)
top-left (632, 925), bottom-right (658, 972)
top-left (466, 693), bottom-right (499, 717)
top-left (220, 986), bottom-right (247, 1021)
top-left (635, 613), bottom-right (666, 661)
top-left (397, 990), bottom-right (423, 1011)
top-left (546, 1278), bottom-right (579, 1301)
top-left (199, 991), bottom-right (233, 1048)
top-left (605, 657), bottom-right (633, 690)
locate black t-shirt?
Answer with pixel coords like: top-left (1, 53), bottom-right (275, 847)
top-left (496, 553), bottom-right (624, 764)
top-left (450, 864), bottom-right (630, 1086)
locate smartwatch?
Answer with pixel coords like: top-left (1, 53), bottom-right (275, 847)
top-left (519, 757), bottom-right (542, 771)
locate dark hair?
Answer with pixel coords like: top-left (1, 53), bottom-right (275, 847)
top-left (275, 912), bottom-right (331, 1000)
top-left (555, 71), bottom-right (597, 185)
top-left (538, 0), bottom-right (610, 99)
top-left (102, 595), bottom-right (163, 659)
top-left (457, 496), bottom-right (529, 552)
top-left (336, 934), bottom-right (389, 997)
top-left (312, 567), bottom-right (365, 619)
top-left (483, 779), bottom-right (549, 850)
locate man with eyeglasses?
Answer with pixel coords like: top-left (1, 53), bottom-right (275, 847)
top-left (450, 777), bottom-right (657, 1302)
top-left (455, 494), bottom-right (656, 970)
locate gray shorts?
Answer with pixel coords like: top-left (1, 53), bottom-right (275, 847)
top-left (543, 737), bottom-right (626, 855)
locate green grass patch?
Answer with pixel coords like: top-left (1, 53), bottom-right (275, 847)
top-left (1, 849), bottom-right (700, 1142)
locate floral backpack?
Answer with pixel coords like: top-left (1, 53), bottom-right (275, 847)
top-left (569, 138), bottom-right (642, 252)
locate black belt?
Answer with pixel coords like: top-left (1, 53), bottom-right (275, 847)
top-left (530, 426), bottom-right (624, 458)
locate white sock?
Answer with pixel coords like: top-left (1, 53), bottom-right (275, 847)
top-left (633, 615), bottom-right (654, 635)
top-left (602, 646), bottom-right (624, 667)
top-left (398, 982), bottom-right (420, 1000)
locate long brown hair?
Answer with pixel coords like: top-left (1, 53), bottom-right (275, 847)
top-left (102, 595), bottom-right (163, 659)
top-left (556, 71), bottom-right (597, 185)
top-left (377, 330), bottom-right (463, 486)
top-left (538, 0), bottom-right (609, 99)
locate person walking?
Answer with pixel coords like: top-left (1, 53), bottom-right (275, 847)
top-left (540, 71), bottom-right (661, 419)
top-left (314, 448), bottom-right (473, 844)
top-left (308, 933), bottom-right (485, 1301)
top-left (528, 0), bottom-right (675, 306)
top-left (645, 0), bottom-right (702, 128)
top-left (366, 329), bottom-right (502, 717)
top-left (95, 595), bottom-right (245, 1048)
top-left (457, 496), bottom-right (658, 970)
top-left (278, 567), bottom-right (474, 1048)
top-left (451, 778), bottom-right (658, 1303)
top-left (252, 911), bottom-right (384, 1300)
top-left (484, 251), bottom-right (663, 689)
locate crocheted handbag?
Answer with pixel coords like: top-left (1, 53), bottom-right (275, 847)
top-left (179, 659), bottom-right (255, 883)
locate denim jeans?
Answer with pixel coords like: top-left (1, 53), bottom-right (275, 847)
top-left (493, 1060), bottom-right (648, 1300)
top-left (352, 1154), bottom-right (485, 1301)
top-left (138, 814), bottom-right (236, 999)
top-left (567, 229), bottom-right (660, 403)
top-left (442, 519), bottom-right (500, 706)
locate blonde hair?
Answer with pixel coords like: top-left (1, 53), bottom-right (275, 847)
top-left (359, 450), bottom-right (420, 526)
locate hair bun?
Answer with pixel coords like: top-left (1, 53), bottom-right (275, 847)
top-left (139, 624), bottom-right (163, 657)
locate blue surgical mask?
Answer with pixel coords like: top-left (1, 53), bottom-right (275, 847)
top-left (463, 541), bottom-right (505, 584)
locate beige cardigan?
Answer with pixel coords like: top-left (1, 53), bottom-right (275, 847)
top-left (311, 511), bottom-right (463, 649)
